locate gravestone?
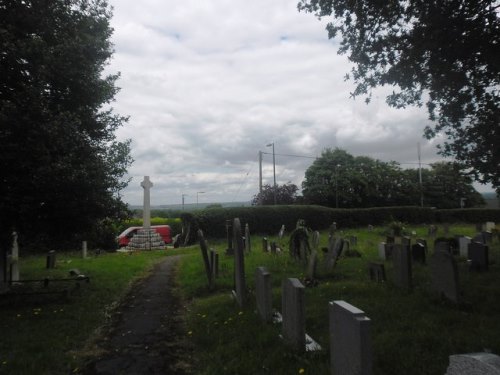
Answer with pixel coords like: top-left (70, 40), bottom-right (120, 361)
top-left (278, 225), bottom-right (285, 240)
top-left (11, 231), bottom-right (19, 282)
top-left (443, 224), bottom-right (450, 235)
top-left (386, 235), bottom-right (395, 244)
top-left (197, 229), bottom-right (213, 289)
top-left (225, 220), bottom-right (234, 255)
top-left (430, 250), bottom-right (460, 303)
top-left (270, 242), bottom-right (277, 254)
top-left (245, 223), bottom-right (251, 252)
top-left (411, 243), bottom-right (426, 264)
top-left (446, 352), bottom-right (500, 375)
top-left (482, 231), bottom-right (493, 244)
top-left (378, 242), bottom-right (387, 260)
top-left (367, 225), bottom-right (374, 232)
top-left (330, 300), bottom-right (372, 375)
top-left (82, 241), bottom-right (87, 259)
top-left (435, 239), bottom-right (452, 253)
top-left (392, 244), bottom-right (412, 290)
top-left (473, 233), bottom-right (486, 244)
top-left (262, 237), bottom-right (268, 252)
top-left (306, 232), bottom-right (320, 280)
top-left (458, 236), bottom-right (471, 258)
top-left (476, 223), bottom-right (483, 232)
top-left (46, 250), bottom-right (56, 269)
top-left (282, 278), bottom-right (305, 351)
top-left (428, 225), bottom-right (437, 237)
top-left (468, 242), bottom-right (489, 271)
top-left (349, 236), bottom-right (358, 246)
top-left (326, 238), bottom-right (344, 270)
top-left (210, 249), bottom-right (219, 278)
top-left (368, 263), bottom-right (386, 282)
top-left (401, 236), bottom-right (411, 248)
top-left (416, 238), bottom-right (428, 251)
top-left (255, 267), bottom-right (272, 322)
top-left (484, 222), bottom-right (496, 232)
top-left (233, 218), bottom-right (246, 306)
top-left (0, 248), bottom-right (7, 292)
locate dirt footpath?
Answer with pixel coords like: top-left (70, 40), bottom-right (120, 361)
top-left (81, 255), bottom-right (193, 375)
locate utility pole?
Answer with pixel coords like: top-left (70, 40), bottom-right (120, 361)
top-left (259, 150), bottom-right (263, 194)
top-left (418, 142), bottom-right (423, 207)
top-left (267, 143), bottom-right (277, 205)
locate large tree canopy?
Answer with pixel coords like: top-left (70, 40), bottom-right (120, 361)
top-left (0, 0), bottom-right (132, 249)
top-left (252, 182), bottom-right (299, 205)
top-left (302, 148), bottom-right (484, 208)
top-left (298, 0), bottom-right (500, 192)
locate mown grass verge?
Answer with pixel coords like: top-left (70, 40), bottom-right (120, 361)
top-left (0, 248), bottom-right (190, 375)
top-left (178, 224), bottom-right (500, 375)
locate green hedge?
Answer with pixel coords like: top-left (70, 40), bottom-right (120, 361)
top-left (191, 205), bottom-right (500, 239)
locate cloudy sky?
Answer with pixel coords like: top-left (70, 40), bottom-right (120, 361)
top-left (105, 0), bottom-right (478, 206)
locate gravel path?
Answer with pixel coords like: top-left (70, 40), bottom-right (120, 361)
top-left (81, 255), bottom-right (193, 375)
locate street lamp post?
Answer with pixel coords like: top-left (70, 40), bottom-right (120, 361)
top-left (266, 142), bottom-right (277, 205)
top-left (182, 194), bottom-right (188, 210)
top-left (197, 191), bottom-right (205, 208)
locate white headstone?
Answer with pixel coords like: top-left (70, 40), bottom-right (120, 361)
top-left (140, 176), bottom-right (153, 229)
top-left (458, 236), bottom-right (471, 258)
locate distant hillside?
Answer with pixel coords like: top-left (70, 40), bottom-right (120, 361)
top-left (128, 201), bottom-right (252, 211)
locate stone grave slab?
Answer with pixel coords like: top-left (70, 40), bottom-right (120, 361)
top-left (255, 267), bottom-right (272, 322)
top-left (282, 278), bottom-right (305, 351)
top-left (446, 352), bottom-right (500, 375)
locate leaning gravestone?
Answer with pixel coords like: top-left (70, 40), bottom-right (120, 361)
top-left (197, 229), bottom-right (213, 289)
top-left (255, 266), bottom-right (273, 322)
top-left (446, 352), bottom-right (500, 375)
top-left (232, 218), bottom-right (246, 307)
top-left (330, 300), bottom-right (372, 375)
top-left (393, 244), bottom-right (412, 290)
top-left (430, 250), bottom-right (461, 303)
top-left (282, 278), bottom-right (305, 351)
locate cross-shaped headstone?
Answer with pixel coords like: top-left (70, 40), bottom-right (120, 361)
top-left (140, 176), bottom-right (153, 229)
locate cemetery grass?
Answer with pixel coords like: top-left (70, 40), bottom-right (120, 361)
top-left (179, 225), bottom-right (500, 375)
top-left (0, 248), bottom-right (191, 375)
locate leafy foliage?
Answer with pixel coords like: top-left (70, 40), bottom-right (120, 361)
top-left (302, 148), bottom-right (484, 208)
top-left (0, 0), bottom-right (131, 250)
top-left (251, 182), bottom-right (299, 205)
top-left (298, 0), bottom-right (500, 192)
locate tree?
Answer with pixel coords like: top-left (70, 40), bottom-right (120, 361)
top-left (298, 0), bottom-right (500, 193)
top-left (252, 183), bottom-right (299, 205)
top-left (302, 148), bottom-right (413, 207)
top-left (420, 162), bottom-right (485, 208)
top-left (0, 0), bottom-right (132, 250)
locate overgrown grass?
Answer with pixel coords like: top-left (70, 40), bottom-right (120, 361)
top-left (179, 224), bottom-right (500, 375)
top-left (0, 248), bottom-right (188, 375)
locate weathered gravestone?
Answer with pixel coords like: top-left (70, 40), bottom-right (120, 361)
top-left (326, 238), bottom-right (344, 271)
top-left (484, 222), bottom-right (496, 232)
top-left (446, 352), bottom-right (500, 375)
top-left (367, 225), bottom-right (374, 232)
top-left (46, 250), bottom-right (56, 269)
top-left (330, 300), bottom-right (372, 375)
top-left (282, 278), bottom-right (305, 351)
top-left (468, 242), bottom-right (489, 271)
top-left (430, 250), bottom-right (461, 303)
top-left (278, 224), bottom-right (286, 240)
top-left (386, 235), bottom-right (395, 244)
top-left (82, 241), bottom-right (87, 259)
top-left (244, 223), bottom-right (251, 252)
top-left (232, 218), bottom-right (246, 306)
top-left (306, 231), bottom-right (320, 281)
top-left (428, 225), bottom-right (437, 237)
top-left (198, 229), bottom-right (214, 289)
top-left (378, 242), bottom-right (392, 261)
top-left (473, 233), bottom-right (486, 244)
top-left (11, 231), bottom-right (19, 282)
top-left (392, 244), bottom-right (412, 290)
top-left (482, 231), bottom-right (493, 244)
top-left (411, 243), bottom-right (426, 264)
top-left (401, 236), bottom-right (411, 247)
top-left (458, 236), bottom-right (471, 258)
top-left (255, 266), bottom-right (272, 322)
top-left (262, 237), bottom-right (268, 252)
top-left (368, 262), bottom-right (386, 282)
top-left (349, 236), bottom-right (358, 246)
top-left (270, 241), bottom-right (278, 254)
